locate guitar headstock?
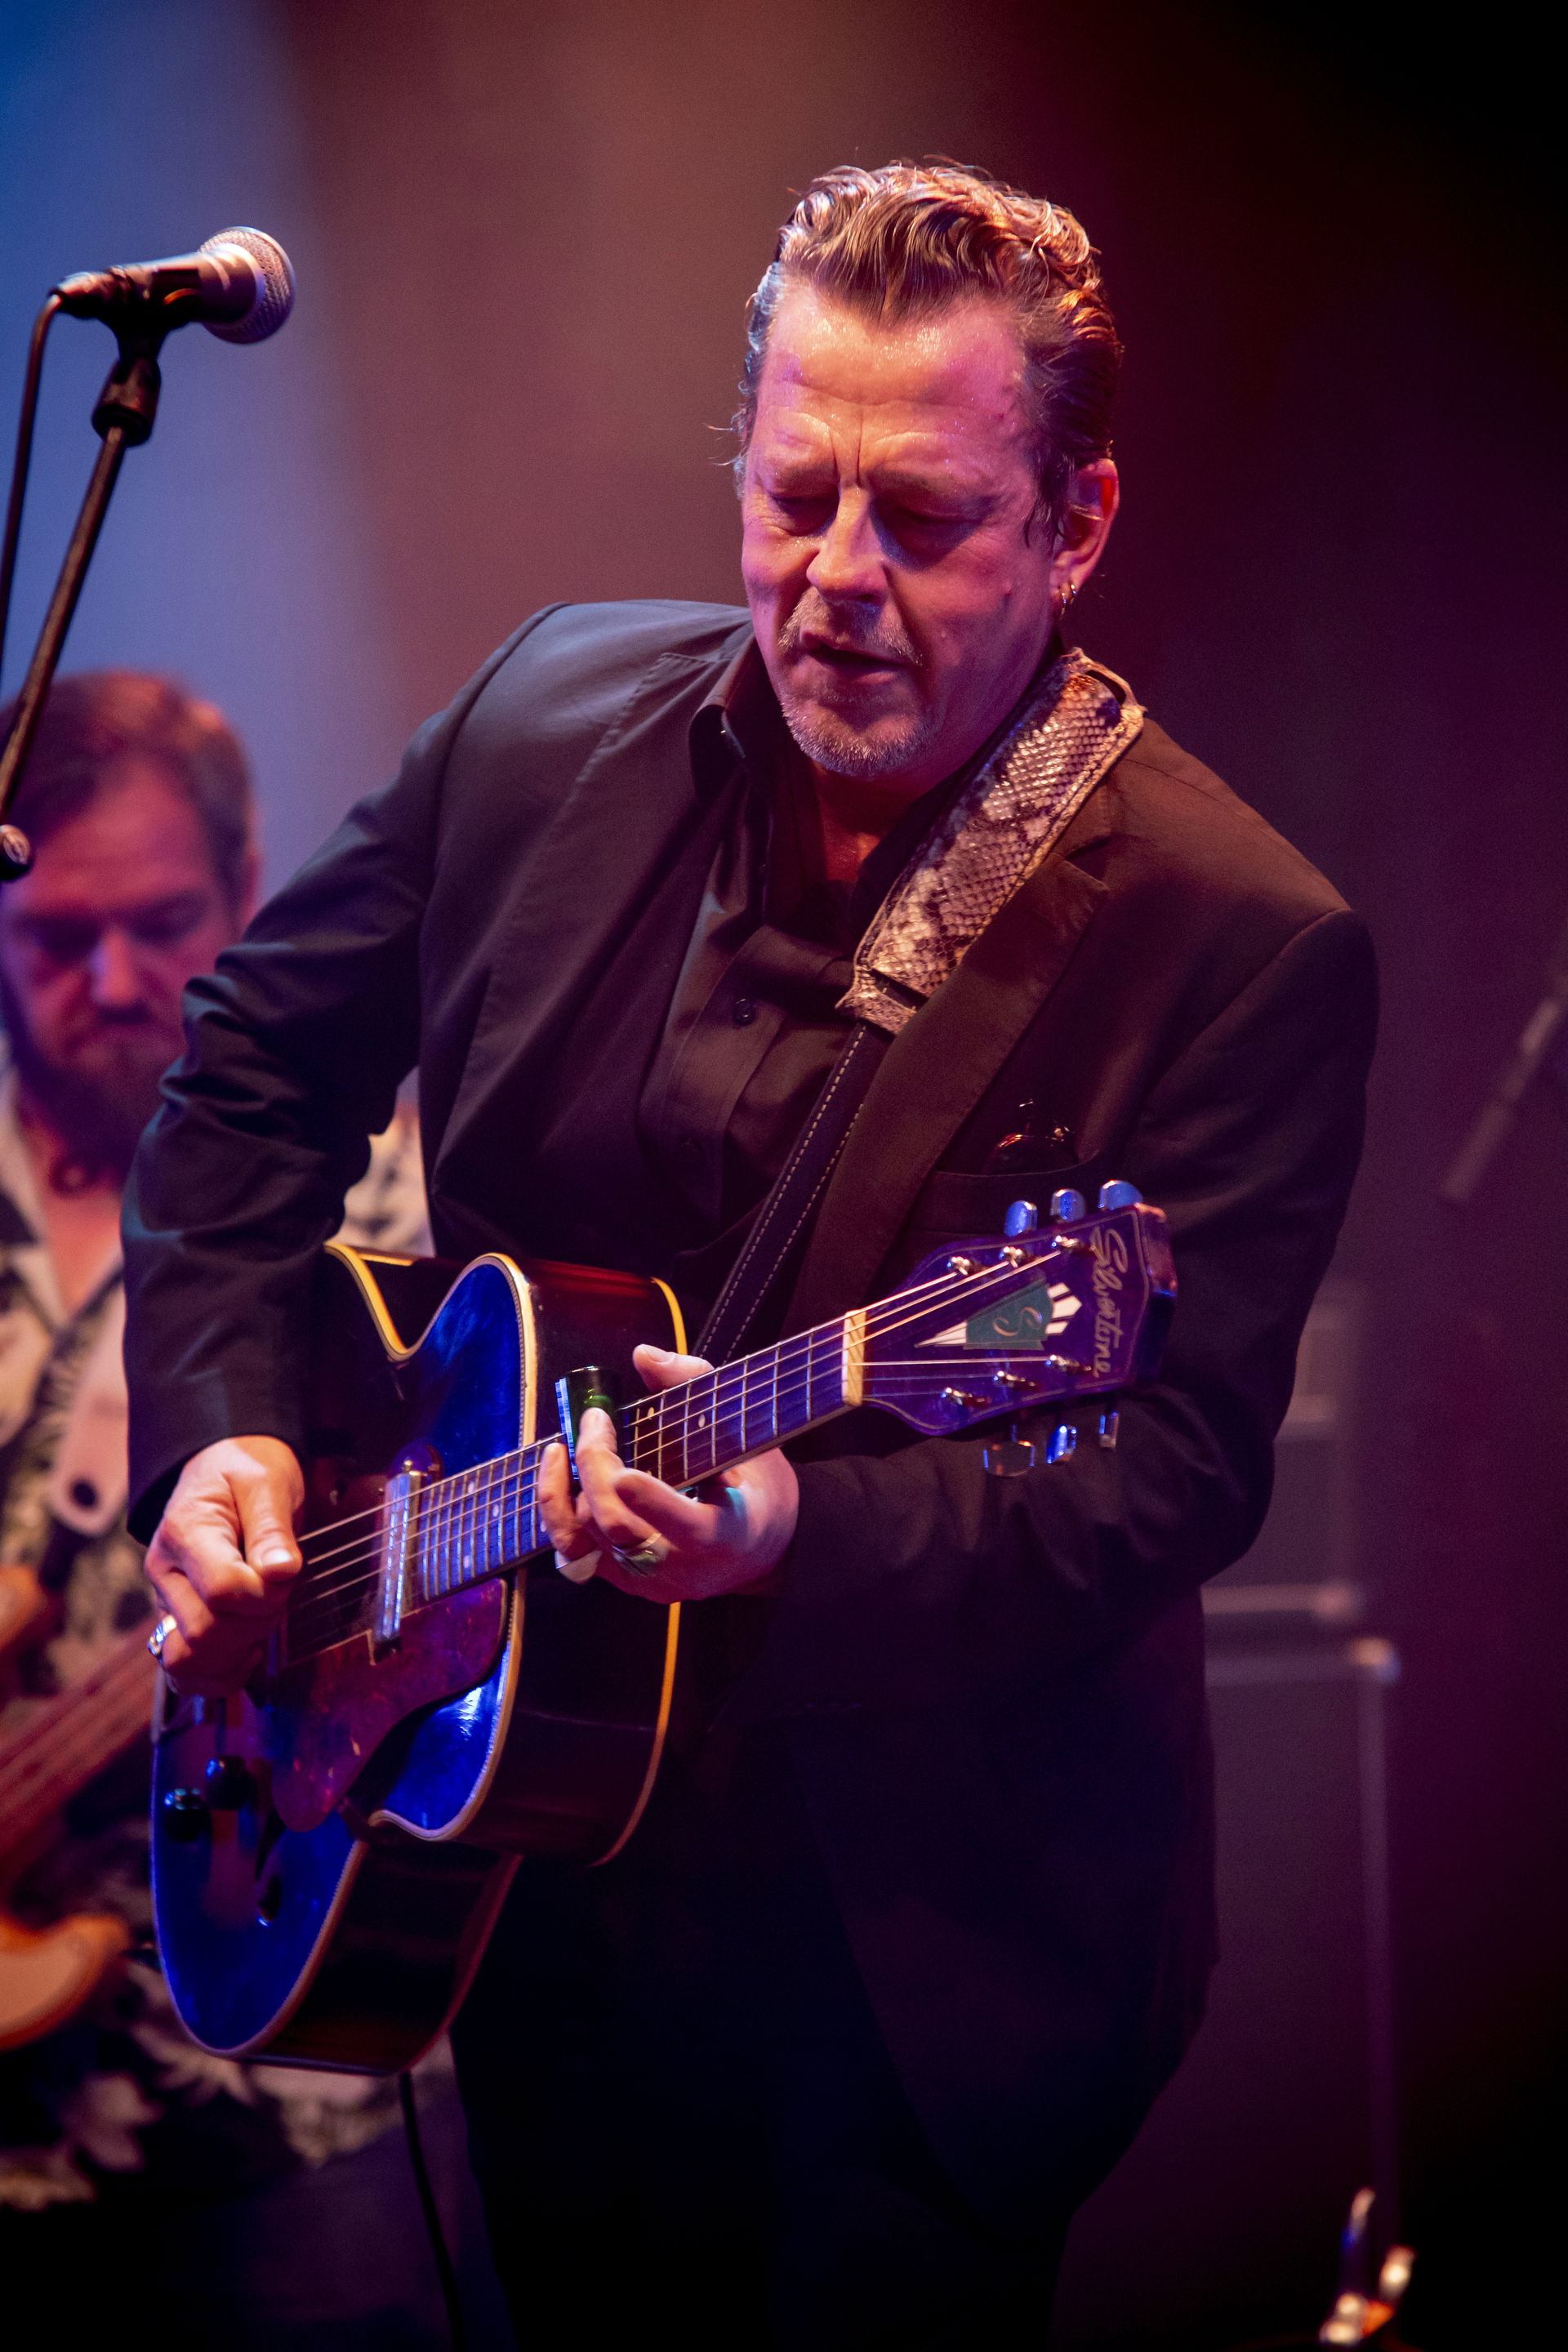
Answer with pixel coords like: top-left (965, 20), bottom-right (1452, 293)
top-left (860, 1183), bottom-right (1175, 1437)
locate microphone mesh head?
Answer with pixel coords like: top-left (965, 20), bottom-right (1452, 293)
top-left (200, 227), bottom-right (295, 344)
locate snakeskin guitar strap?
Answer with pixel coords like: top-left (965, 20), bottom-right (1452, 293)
top-left (697, 649), bottom-right (1143, 1364)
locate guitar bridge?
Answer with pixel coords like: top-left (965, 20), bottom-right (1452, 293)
top-left (375, 1467), bottom-right (425, 1658)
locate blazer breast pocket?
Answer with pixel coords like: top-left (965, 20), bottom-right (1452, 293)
top-left (898, 1156), bottom-right (1115, 1258)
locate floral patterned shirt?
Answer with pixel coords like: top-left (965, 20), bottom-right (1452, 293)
top-left (0, 1073), bottom-right (437, 2212)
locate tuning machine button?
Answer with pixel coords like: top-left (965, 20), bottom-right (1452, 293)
top-left (1003, 1199), bottom-right (1039, 1237)
top-left (1049, 1187), bottom-right (1087, 1223)
top-left (1097, 1179), bottom-right (1143, 1210)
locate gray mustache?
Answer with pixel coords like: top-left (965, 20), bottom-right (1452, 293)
top-left (777, 595), bottom-right (920, 670)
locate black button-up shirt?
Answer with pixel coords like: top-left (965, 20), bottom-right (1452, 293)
top-left (640, 644), bottom-right (951, 1302)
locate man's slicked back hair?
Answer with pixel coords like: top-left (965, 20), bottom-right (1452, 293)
top-left (737, 162), bottom-right (1121, 537)
top-left (0, 670), bottom-right (254, 909)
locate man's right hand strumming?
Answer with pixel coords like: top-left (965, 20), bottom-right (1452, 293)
top-left (145, 1437), bottom-right (305, 1695)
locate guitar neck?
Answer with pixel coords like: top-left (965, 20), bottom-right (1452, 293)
top-left (0, 1632), bottom-right (157, 1855)
top-left (408, 1316), bottom-right (856, 1608)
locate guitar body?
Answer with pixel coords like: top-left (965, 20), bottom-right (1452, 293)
top-left (152, 1245), bottom-right (684, 2069)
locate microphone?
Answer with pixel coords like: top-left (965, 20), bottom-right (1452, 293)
top-left (55, 227), bottom-right (294, 345)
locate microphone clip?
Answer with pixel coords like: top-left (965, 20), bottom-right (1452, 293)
top-left (91, 335), bottom-right (164, 450)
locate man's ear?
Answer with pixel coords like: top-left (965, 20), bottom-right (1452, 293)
top-left (1053, 459), bottom-right (1119, 598)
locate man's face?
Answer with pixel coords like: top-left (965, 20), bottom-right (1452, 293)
top-left (742, 286), bottom-right (1103, 798)
top-left (0, 759), bottom-right (247, 1168)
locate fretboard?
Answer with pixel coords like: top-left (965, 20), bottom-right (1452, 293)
top-left (287, 1303), bottom-right (875, 1660)
top-left (406, 1316), bottom-right (856, 1609)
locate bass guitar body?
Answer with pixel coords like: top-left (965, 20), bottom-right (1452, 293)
top-left (151, 1245), bottom-right (684, 2072)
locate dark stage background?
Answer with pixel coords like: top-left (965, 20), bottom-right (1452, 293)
top-left (3, 2), bottom-right (1564, 2341)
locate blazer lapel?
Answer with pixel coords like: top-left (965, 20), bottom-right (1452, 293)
top-left (788, 852), bottom-right (1108, 1327)
top-left (430, 643), bottom-right (742, 1243)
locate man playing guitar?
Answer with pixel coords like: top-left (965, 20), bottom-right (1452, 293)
top-left (125, 165), bottom-right (1375, 2348)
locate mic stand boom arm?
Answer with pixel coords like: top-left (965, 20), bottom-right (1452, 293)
top-left (0, 318), bottom-right (167, 883)
top-left (1438, 909), bottom-right (1568, 1207)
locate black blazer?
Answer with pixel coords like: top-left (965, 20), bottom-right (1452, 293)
top-left (123, 601), bottom-right (1376, 2227)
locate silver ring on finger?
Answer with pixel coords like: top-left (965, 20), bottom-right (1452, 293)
top-left (147, 1612), bottom-right (178, 1662)
top-left (609, 1535), bottom-right (670, 1576)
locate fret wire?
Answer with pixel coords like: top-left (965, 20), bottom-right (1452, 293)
top-left (425, 1468), bottom-right (439, 1599)
top-left (696, 1368), bottom-right (715, 1480)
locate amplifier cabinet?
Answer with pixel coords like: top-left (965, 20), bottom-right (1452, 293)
top-left (1047, 1639), bottom-right (1398, 2351)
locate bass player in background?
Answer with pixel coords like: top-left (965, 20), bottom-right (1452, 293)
top-left (0, 675), bottom-right (496, 2350)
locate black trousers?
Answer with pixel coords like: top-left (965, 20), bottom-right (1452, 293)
top-left (451, 1720), bottom-right (1067, 2350)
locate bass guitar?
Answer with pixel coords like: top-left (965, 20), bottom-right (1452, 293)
top-left (0, 1606), bottom-right (156, 2049)
top-left (151, 1183), bottom-right (1174, 2073)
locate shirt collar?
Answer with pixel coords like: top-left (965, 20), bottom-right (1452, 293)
top-left (688, 636), bottom-right (788, 798)
top-left (0, 1039), bottom-right (122, 1324)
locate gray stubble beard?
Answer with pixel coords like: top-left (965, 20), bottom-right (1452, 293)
top-left (775, 683), bottom-right (945, 783)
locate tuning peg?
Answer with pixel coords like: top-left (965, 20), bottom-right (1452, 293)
top-left (1046, 1423), bottom-right (1078, 1463)
top-left (1097, 1179), bottom-right (1143, 1210)
top-left (1004, 1199), bottom-right (1039, 1236)
top-left (1049, 1187), bottom-right (1087, 1223)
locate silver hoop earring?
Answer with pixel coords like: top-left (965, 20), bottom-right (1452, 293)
top-left (1059, 579), bottom-right (1078, 612)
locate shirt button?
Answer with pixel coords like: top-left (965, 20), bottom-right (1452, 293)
top-left (733, 997), bottom-right (759, 1026)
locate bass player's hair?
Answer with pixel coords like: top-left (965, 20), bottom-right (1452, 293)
top-left (0, 670), bottom-right (254, 911)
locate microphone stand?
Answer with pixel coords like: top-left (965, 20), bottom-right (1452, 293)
top-left (1438, 906), bottom-right (1568, 1206)
top-left (0, 318), bottom-right (167, 882)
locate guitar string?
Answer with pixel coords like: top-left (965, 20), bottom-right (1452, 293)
top-left (282, 1248), bottom-right (1094, 1617)
top-left (0, 1640), bottom-right (155, 1783)
top-left (0, 1699), bottom-right (156, 1824)
top-left (287, 1243), bottom-right (1089, 1592)
top-left (283, 1330), bottom-right (1111, 1643)
top-left (287, 1245), bottom-right (1069, 1575)
top-left (281, 1253), bottom-right (1113, 1631)
top-left (0, 1651), bottom-right (158, 1814)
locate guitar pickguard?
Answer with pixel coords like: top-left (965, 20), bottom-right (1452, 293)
top-left (265, 1584), bottom-right (510, 1835)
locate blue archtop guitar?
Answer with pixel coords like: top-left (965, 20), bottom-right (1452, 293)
top-left (149, 1184), bottom-right (1174, 2071)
